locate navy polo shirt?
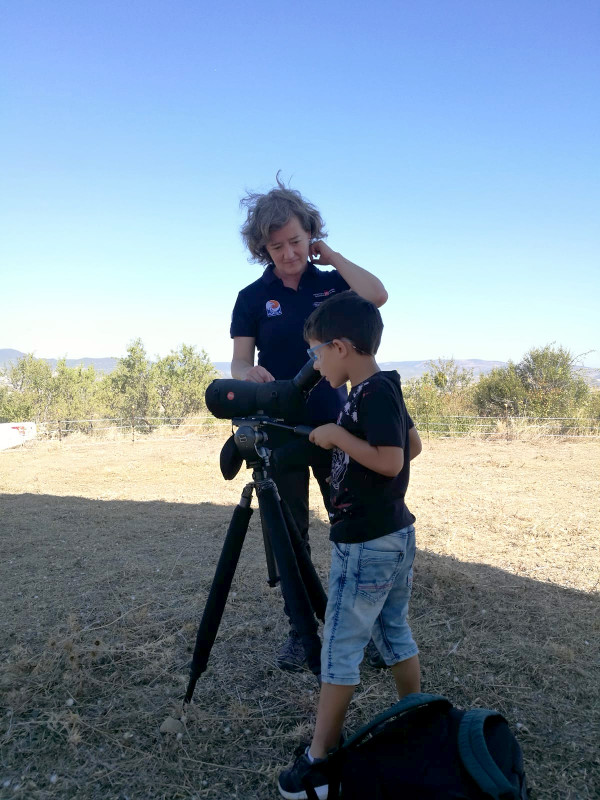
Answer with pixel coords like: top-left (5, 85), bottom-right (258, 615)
top-left (230, 262), bottom-right (349, 423)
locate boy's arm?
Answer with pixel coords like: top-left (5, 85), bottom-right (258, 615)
top-left (409, 425), bottom-right (422, 460)
top-left (309, 423), bottom-right (403, 478)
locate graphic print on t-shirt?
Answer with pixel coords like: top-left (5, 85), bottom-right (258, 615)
top-left (331, 446), bottom-right (349, 490)
top-left (266, 300), bottom-right (282, 317)
top-left (331, 384), bottom-right (366, 492)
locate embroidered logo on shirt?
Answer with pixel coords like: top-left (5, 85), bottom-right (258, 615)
top-left (313, 288), bottom-right (337, 299)
top-left (266, 300), bottom-right (282, 317)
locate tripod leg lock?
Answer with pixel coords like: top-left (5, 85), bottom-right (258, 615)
top-left (239, 483), bottom-right (254, 508)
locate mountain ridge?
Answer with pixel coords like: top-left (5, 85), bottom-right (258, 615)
top-left (2, 349), bottom-right (599, 385)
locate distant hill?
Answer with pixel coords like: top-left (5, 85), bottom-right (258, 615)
top-left (377, 359), bottom-right (509, 380)
top-left (213, 359), bottom-right (600, 387)
top-left (2, 349), bottom-right (599, 386)
top-left (0, 349), bottom-right (118, 374)
top-left (211, 360), bottom-right (510, 380)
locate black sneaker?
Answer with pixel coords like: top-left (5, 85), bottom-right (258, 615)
top-left (278, 746), bottom-right (328, 800)
top-left (276, 630), bottom-right (306, 671)
top-left (364, 638), bottom-right (386, 669)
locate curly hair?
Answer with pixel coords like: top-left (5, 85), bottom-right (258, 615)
top-left (240, 172), bottom-right (327, 265)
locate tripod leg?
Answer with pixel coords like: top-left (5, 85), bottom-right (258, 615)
top-left (257, 478), bottom-right (322, 678)
top-left (184, 484), bottom-right (253, 704)
top-left (259, 508), bottom-right (280, 588)
top-left (280, 500), bottom-right (327, 622)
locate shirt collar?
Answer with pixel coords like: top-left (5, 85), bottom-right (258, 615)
top-left (260, 261), bottom-right (317, 286)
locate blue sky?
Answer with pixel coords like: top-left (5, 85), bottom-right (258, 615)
top-left (2, 0), bottom-right (599, 367)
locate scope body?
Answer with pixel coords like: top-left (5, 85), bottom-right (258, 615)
top-left (205, 359), bottom-right (321, 424)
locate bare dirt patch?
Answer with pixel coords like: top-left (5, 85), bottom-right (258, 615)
top-left (1, 436), bottom-right (599, 799)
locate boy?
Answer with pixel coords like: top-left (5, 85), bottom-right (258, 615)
top-left (278, 291), bottom-right (422, 800)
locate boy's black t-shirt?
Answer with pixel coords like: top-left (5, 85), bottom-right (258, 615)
top-left (329, 370), bottom-right (416, 544)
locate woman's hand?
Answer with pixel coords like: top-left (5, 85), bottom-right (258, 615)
top-left (308, 243), bottom-right (388, 306)
top-left (309, 240), bottom-right (338, 265)
top-left (243, 365), bottom-right (276, 383)
top-left (309, 423), bottom-right (340, 450)
top-left (232, 338), bottom-right (275, 383)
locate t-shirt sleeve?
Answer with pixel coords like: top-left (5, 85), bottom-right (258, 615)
top-left (230, 292), bottom-right (256, 339)
top-left (359, 382), bottom-right (406, 448)
top-left (332, 271), bottom-right (350, 292)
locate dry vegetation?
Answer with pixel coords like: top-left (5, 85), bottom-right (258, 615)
top-left (1, 433), bottom-right (599, 800)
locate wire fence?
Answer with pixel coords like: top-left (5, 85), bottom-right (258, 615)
top-left (35, 415), bottom-right (232, 443)
top-left (10, 413), bottom-right (600, 447)
top-left (412, 414), bottom-right (600, 440)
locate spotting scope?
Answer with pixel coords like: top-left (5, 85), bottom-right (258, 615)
top-left (205, 360), bottom-right (321, 424)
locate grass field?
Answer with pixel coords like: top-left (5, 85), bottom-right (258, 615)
top-left (1, 434), bottom-right (599, 799)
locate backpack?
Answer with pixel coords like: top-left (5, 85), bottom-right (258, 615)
top-left (305, 693), bottom-right (528, 800)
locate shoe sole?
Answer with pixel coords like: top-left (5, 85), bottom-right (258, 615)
top-left (278, 780), bottom-right (328, 799)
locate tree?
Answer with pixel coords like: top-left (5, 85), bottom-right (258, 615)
top-left (402, 373), bottom-right (443, 421)
top-left (50, 360), bottom-right (99, 428)
top-left (0, 383), bottom-right (13, 422)
top-left (425, 358), bottom-right (474, 394)
top-left (103, 339), bottom-right (157, 423)
top-left (588, 390), bottom-right (600, 420)
top-left (1, 354), bottom-right (54, 421)
top-left (151, 344), bottom-right (218, 421)
top-left (516, 345), bottom-right (589, 416)
top-left (474, 344), bottom-right (590, 417)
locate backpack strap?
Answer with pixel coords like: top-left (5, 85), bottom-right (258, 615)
top-left (341, 692), bottom-right (452, 750)
top-left (322, 693), bottom-right (452, 800)
top-left (458, 709), bottom-right (519, 799)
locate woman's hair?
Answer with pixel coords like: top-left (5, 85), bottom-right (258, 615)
top-left (304, 291), bottom-right (383, 356)
top-left (240, 172), bottom-right (327, 264)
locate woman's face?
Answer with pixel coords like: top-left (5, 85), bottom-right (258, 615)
top-left (265, 215), bottom-right (311, 282)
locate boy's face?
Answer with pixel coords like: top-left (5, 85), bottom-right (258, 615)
top-left (308, 338), bottom-right (348, 389)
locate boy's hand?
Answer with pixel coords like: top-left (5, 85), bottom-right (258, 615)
top-left (309, 423), bottom-right (340, 450)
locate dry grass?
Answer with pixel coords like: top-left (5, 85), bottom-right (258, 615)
top-left (1, 435), bottom-right (599, 799)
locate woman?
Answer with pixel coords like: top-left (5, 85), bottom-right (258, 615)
top-left (230, 175), bottom-right (387, 670)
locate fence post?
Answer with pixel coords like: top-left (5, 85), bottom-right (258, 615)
top-left (131, 407), bottom-right (135, 443)
top-left (57, 420), bottom-right (62, 444)
top-left (424, 400), bottom-right (430, 443)
top-left (504, 403), bottom-right (510, 442)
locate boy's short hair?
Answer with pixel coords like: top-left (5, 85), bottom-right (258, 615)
top-left (304, 291), bottom-right (383, 355)
top-left (240, 172), bottom-right (327, 265)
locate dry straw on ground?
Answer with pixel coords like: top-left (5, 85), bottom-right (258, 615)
top-left (1, 434), bottom-right (599, 799)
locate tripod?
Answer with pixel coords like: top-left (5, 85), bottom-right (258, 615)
top-left (184, 417), bottom-right (328, 705)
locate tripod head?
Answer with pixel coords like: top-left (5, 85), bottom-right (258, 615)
top-left (220, 415), bottom-right (315, 480)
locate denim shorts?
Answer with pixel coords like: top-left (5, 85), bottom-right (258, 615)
top-left (321, 525), bottom-right (418, 685)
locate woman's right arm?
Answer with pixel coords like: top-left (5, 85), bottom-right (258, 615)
top-left (231, 337), bottom-right (276, 383)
